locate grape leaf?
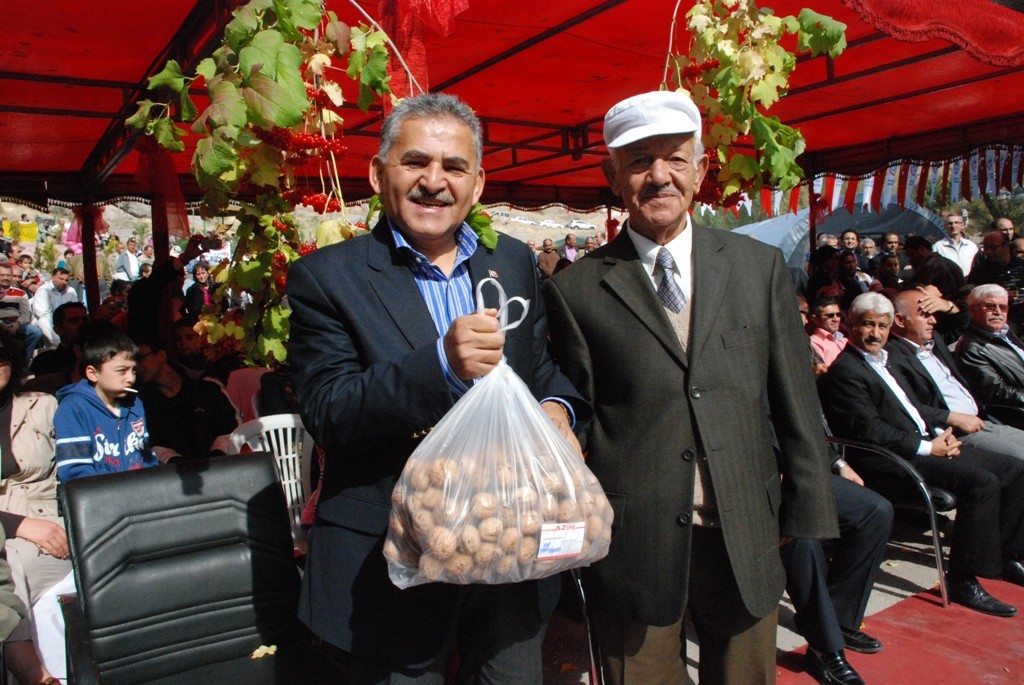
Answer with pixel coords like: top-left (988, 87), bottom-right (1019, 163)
top-left (125, 100), bottom-right (155, 132)
top-left (797, 9), bottom-right (848, 58)
top-left (148, 61), bottom-right (185, 93)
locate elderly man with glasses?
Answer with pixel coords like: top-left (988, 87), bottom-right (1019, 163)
top-left (969, 231), bottom-right (1024, 334)
top-left (956, 284), bottom-right (1024, 409)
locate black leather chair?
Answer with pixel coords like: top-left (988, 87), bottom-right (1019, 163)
top-left (823, 435), bottom-right (956, 607)
top-left (984, 404), bottom-right (1024, 430)
top-left (58, 452), bottom-right (316, 684)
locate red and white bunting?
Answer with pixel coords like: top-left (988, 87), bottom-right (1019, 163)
top-left (916, 163), bottom-right (930, 207)
top-left (844, 177), bottom-right (859, 216)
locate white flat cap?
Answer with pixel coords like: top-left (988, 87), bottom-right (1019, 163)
top-left (603, 90), bottom-right (702, 149)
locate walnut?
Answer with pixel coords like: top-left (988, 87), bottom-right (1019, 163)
top-left (444, 553), bottom-right (474, 575)
top-left (411, 509), bottom-right (435, 535)
top-left (557, 498), bottom-right (579, 523)
top-left (478, 516), bottom-right (503, 543)
top-left (520, 510), bottom-right (542, 536)
top-left (409, 464), bottom-right (432, 492)
top-left (389, 510), bottom-right (406, 538)
top-left (470, 492), bottom-right (498, 520)
top-left (458, 524), bottom-right (482, 554)
top-left (391, 485), bottom-right (407, 508)
top-left (496, 554), bottom-right (518, 576)
top-left (498, 527), bottom-right (522, 554)
top-left (420, 487), bottom-right (443, 511)
top-left (473, 542), bottom-right (503, 566)
top-left (382, 538), bottom-right (401, 562)
top-left (514, 487), bottom-right (539, 510)
top-left (541, 474), bottom-right (565, 495)
top-left (517, 536), bottom-right (539, 565)
top-left (427, 526), bottom-right (458, 560)
top-left (540, 493), bottom-right (559, 520)
top-left (420, 555), bottom-right (444, 581)
top-left (429, 458), bottom-right (459, 488)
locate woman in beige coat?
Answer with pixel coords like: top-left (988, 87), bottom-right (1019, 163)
top-left (0, 331), bottom-right (68, 685)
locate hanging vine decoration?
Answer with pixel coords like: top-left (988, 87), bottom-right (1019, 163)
top-left (667, 0), bottom-right (847, 207)
top-left (126, 0), bottom-right (392, 364)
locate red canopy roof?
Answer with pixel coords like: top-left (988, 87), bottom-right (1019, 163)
top-left (2, 0), bottom-right (1023, 210)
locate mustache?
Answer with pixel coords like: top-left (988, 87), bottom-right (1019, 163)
top-left (864, 336), bottom-right (883, 344)
top-left (407, 188), bottom-right (454, 205)
top-left (639, 184), bottom-right (681, 202)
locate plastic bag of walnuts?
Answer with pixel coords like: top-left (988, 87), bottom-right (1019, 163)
top-left (384, 359), bottom-right (614, 589)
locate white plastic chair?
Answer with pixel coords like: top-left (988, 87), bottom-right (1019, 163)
top-left (227, 413), bottom-right (313, 543)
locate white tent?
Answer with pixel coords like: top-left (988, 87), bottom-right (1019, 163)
top-left (733, 200), bottom-right (946, 268)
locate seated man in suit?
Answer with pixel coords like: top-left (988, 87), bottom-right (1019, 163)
top-left (956, 284), bottom-right (1024, 408)
top-left (783, 465), bottom-right (892, 685)
top-left (888, 287), bottom-right (1024, 463)
top-left (819, 292), bottom-right (1024, 617)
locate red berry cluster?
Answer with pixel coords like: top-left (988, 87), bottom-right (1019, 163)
top-left (272, 219), bottom-right (289, 232)
top-left (299, 193), bottom-right (342, 213)
top-left (254, 127), bottom-right (346, 154)
top-left (305, 85), bottom-right (346, 114)
top-left (299, 243), bottom-right (317, 256)
top-left (680, 58), bottom-right (721, 81)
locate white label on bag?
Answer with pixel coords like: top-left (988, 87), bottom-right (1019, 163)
top-left (537, 521), bottom-right (586, 560)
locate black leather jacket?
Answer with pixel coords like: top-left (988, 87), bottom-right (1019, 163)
top-left (955, 325), bottom-right (1024, 406)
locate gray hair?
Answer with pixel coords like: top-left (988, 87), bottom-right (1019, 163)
top-left (849, 292), bottom-right (894, 323)
top-left (816, 233), bottom-right (836, 248)
top-left (378, 93), bottom-right (483, 168)
top-left (967, 283), bottom-right (1008, 305)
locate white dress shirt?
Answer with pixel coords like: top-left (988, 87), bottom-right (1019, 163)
top-left (627, 216), bottom-right (693, 303)
top-left (855, 346), bottom-right (934, 456)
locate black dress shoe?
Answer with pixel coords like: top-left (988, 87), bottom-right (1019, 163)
top-left (947, 577), bottom-right (1018, 617)
top-left (1003, 559), bottom-right (1024, 588)
top-left (840, 627), bottom-right (882, 654)
top-left (805, 649), bottom-right (866, 685)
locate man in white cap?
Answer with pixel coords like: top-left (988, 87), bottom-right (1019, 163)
top-left (545, 90), bottom-right (838, 685)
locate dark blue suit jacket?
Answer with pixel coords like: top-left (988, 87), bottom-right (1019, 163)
top-left (286, 219), bottom-right (587, 664)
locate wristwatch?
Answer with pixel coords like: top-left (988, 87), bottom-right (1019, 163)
top-left (831, 458), bottom-right (848, 474)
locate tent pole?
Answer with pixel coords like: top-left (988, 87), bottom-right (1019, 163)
top-left (80, 205), bottom-right (99, 315)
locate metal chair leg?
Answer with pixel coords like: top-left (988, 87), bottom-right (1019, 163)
top-left (571, 568), bottom-right (603, 685)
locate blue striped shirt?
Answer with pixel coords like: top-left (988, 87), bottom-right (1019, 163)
top-left (389, 219), bottom-right (576, 425)
top-left (391, 220), bottom-right (477, 397)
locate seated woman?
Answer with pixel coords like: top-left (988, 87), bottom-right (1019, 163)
top-left (0, 331), bottom-right (70, 684)
top-left (182, 261), bottom-right (217, 317)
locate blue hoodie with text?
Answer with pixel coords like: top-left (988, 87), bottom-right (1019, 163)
top-left (54, 379), bottom-right (158, 482)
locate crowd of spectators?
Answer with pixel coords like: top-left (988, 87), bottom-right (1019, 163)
top-left (0, 226), bottom-right (299, 682)
top-left (804, 217), bottom-right (1024, 623)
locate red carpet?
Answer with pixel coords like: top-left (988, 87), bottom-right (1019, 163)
top-left (777, 579), bottom-right (1024, 684)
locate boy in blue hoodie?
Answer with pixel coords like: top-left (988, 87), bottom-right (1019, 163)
top-left (54, 330), bottom-right (157, 482)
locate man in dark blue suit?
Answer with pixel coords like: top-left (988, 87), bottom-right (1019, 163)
top-left (287, 93), bottom-right (588, 683)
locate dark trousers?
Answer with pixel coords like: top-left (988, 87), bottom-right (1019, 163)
top-left (855, 444), bottom-right (1024, 579)
top-left (591, 526), bottom-right (777, 685)
top-left (344, 577), bottom-right (560, 685)
top-left (783, 475), bottom-right (893, 653)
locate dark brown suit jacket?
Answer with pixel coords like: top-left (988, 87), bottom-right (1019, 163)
top-left (545, 224), bottom-right (837, 626)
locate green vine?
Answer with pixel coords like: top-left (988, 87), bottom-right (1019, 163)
top-left (670, 0), bottom-right (846, 206)
top-left (126, 0), bottom-right (392, 364)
